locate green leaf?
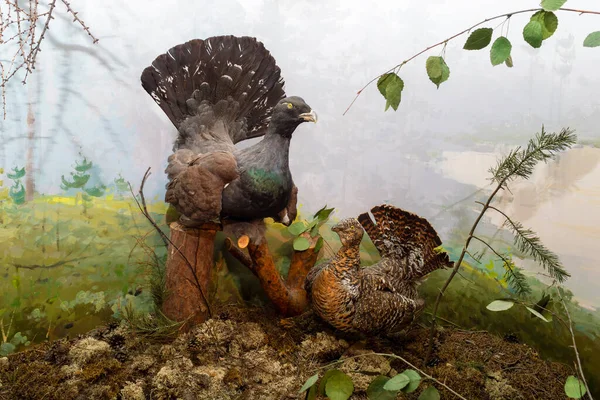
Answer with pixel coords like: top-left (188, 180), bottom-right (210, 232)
top-left (318, 369), bottom-right (339, 395)
top-left (377, 73), bottom-right (404, 111)
top-left (311, 224), bottom-right (320, 237)
top-left (288, 221), bottom-right (307, 236)
top-left (583, 31), bottom-right (600, 47)
top-left (425, 57), bottom-right (450, 88)
top-left (523, 20), bottom-right (543, 48)
top-left (315, 207), bottom-right (334, 222)
top-left (400, 370), bottom-right (421, 393)
top-left (505, 55), bottom-right (514, 68)
top-left (540, 0), bottom-right (567, 12)
top-left (314, 204), bottom-right (334, 220)
top-left (531, 11), bottom-right (558, 40)
top-left (313, 204), bottom-right (328, 217)
top-left (486, 300), bottom-right (514, 311)
top-left (366, 376), bottom-right (397, 400)
top-left (463, 28), bottom-right (493, 50)
top-left (383, 373), bottom-right (410, 391)
top-left (418, 386), bottom-right (441, 400)
top-left (377, 75), bottom-right (388, 97)
top-left (426, 56), bottom-right (443, 80)
top-left (564, 375), bottom-right (587, 399)
top-left (307, 384), bottom-right (317, 400)
top-left (532, 293), bottom-right (551, 315)
top-left (299, 373), bottom-right (319, 393)
top-left (490, 36), bottom-right (512, 66)
top-left (314, 236), bottom-right (324, 253)
top-left (525, 306), bottom-right (550, 322)
top-left (293, 237), bottom-right (311, 251)
top-left (0, 342), bottom-right (16, 356)
top-left (325, 370), bottom-right (354, 400)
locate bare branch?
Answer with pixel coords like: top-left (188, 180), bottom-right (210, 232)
top-left (59, 0), bottom-right (98, 43)
top-left (558, 288), bottom-right (593, 400)
top-left (0, 0), bottom-right (98, 117)
top-left (12, 255), bottom-right (87, 270)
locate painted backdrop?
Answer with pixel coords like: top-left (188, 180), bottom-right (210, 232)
top-left (1, 0), bottom-right (599, 384)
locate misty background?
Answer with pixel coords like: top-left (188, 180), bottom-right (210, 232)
top-left (1, 0), bottom-right (599, 306)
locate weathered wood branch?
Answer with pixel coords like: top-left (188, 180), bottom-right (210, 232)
top-left (225, 232), bottom-right (320, 316)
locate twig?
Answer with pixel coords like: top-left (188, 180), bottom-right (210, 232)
top-left (59, 0), bottom-right (98, 43)
top-left (129, 167), bottom-right (213, 318)
top-left (471, 235), bottom-right (508, 263)
top-left (224, 237), bottom-right (254, 270)
top-left (557, 288), bottom-right (593, 400)
top-left (129, 168), bottom-right (168, 247)
top-left (316, 352), bottom-right (468, 400)
top-left (26, 0), bottom-right (57, 75)
top-left (343, 7), bottom-right (600, 115)
top-left (12, 256), bottom-right (87, 270)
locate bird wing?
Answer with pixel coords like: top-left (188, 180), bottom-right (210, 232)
top-left (141, 36), bottom-right (286, 154)
top-left (358, 204), bottom-right (452, 281)
top-left (352, 266), bottom-right (423, 334)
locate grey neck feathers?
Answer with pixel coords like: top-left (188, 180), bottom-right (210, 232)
top-left (256, 130), bottom-right (292, 163)
top-left (266, 118), bottom-right (301, 139)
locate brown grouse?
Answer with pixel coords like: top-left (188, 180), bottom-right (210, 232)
top-left (141, 36), bottom-right (317, 229)
top-left (305, 204), bottom-right (453, 336)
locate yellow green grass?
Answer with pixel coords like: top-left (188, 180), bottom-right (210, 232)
top-left (0, 194), bottom-right (167, 354)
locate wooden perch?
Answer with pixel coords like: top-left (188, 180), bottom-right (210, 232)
top-left (138, 168), bottom-right (316, 327)
top-left (225, 232), bottom-right (320, 316)
top-left (162, 221), bottom-right (219, 330)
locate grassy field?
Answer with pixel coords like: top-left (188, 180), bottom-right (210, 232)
top-left (0, 193), bottom-right (167, 355)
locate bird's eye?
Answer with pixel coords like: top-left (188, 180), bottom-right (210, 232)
top-left (287, 103), bottom-right (293, 109)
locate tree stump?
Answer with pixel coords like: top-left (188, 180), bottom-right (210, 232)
top-left (162, 221), bottom-right (219, 330)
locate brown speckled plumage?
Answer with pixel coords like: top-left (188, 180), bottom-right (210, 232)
top-left (305, 204), bottom-right (453, 336)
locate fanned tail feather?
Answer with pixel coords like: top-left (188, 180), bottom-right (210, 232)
top-left (141, 35), bottom-right (286, 152)
top-left (358, 204), bottom-right (452, 281)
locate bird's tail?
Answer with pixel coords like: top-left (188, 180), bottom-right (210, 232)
top-left (141, 35), bottom-right (286, 149)
top-left (357, 204), bottom-right (452, 281)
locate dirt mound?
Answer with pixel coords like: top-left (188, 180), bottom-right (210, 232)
top-left (0, 305), bottom-right (573, 400)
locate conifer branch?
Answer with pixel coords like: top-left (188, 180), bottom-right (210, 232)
top-left (471, 235), bottom-right (531, 295)
top-left (425, 126), bottom-right (576, 364)
top-left (485, 204), bottom-right (570, 282)
top-left (489, 127), bottom-right (577, 186)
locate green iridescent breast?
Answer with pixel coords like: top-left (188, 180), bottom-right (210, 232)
top-left (246, 167), bottom-right (284, 195)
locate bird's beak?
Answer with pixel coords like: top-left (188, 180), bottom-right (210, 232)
top-left (299, 110), bottom-right (317, 123)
